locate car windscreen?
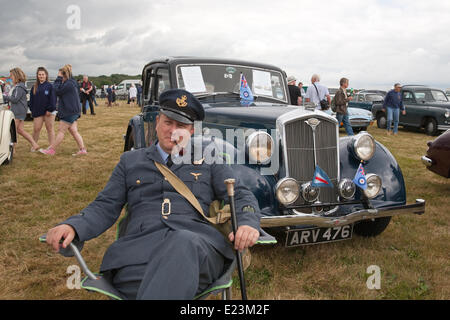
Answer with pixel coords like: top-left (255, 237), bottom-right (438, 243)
top-left (175, 64), bottom-right (287, 103)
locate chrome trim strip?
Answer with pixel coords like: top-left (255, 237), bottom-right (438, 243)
top-left (260, 199), bottom-right (425, 228)
top-left (437, 125), bottom-right (450, 130)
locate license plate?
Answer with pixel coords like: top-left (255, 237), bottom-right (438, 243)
top-left (285, 225), bottom-right (353, 247)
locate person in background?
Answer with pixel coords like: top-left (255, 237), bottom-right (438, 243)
top-left (129, 83), bottom-right (137, 107)
top-left (112, 84), bottom-right (118, 106)
top-left (2, 67), bottom-right (40, 152)
top-left (305, 74), bottom-right (331, 114)
top-left (91, 83), bottom-right (98, 107)
top-left (334, 77), bottom-right (354, 136)
top-left (80, 75), bottom-right (96, 115)
top-left (29, 67), bottom-right (57, 147)
top-left (40, 65), bottom-right (87, 156)
top-left (106, 85), bottom-right (113, 107)
top-left (382, 83), bottom-right (406, 136)
top-left (298, 81), bottom-right (306, 98)
top-left (136, 84), bottom-right (142, 106)
top-left (287, 76), bottom-right (302, 106)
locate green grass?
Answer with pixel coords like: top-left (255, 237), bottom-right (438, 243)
top-left (0, 102), bottom-right (448, 300)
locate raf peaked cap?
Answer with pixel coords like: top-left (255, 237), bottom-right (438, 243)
top-left (158, 89), bottom-right (205, 124)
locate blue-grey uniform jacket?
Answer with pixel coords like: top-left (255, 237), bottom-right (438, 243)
top-left (62, 143), bottom-right (261, 272)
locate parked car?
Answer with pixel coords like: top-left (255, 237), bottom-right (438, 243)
top-left (123, 57), bottom-right (425, 247)
top-left (115, 79), bottom-right (142, 100)
top-left (372, 85), bottom-right (450, 136)
top-left (0, 86), bottom-right (16, 165)
top-left (349, 90), bottom-right (386, 112)
top-left (422, 129), bottom-right (450, 178)
top-left (346, 107), bottom-right (374, 132)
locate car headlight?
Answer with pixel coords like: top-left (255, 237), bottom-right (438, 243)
top-left (247, 131), bottom-right (274, 164)
top-left (275, 178), bottom-right (300, 205)
top-left (300, 182), bottom-right (320, 203)
top-left (445, 111), bottom-right (450, 118)
top-left (353, 132), bottom-right (376, 161)
top-left (338, 179), bottom-right (356, 200)
top-left (363, 174), bottom-right (382, 199)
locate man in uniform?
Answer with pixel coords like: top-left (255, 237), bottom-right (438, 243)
top-left (46, 89), bottom-right (260, 299)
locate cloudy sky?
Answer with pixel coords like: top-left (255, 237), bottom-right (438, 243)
top-left (1, 0), bottom-right (450, 90)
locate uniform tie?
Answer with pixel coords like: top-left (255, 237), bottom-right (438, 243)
top-left (166, 155), bottom-right (173, 168)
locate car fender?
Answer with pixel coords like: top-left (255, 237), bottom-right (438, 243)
top-left (339, 136), bottom-right (406, 207)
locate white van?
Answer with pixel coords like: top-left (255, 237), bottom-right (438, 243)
top-left (115, 79), bottom-right (141, 100)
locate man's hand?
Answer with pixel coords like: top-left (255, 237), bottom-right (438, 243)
top-left (228, 225), bottom-right (259, 252)
top-left (402, 110), bottom-right (406, 115)
top-left (46, 224), bottom-right (75, 252)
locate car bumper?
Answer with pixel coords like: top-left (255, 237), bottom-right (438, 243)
top-left (438, 125), bottom-right (450, 131)
top-left (260, 199), bottom-right (425, 228)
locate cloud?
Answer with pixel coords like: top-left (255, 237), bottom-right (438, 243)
top-left (1, 0), bottom-right (449, 90)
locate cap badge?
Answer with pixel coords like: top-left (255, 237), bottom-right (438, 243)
top-left (176, 95), bottom-right (188, 107)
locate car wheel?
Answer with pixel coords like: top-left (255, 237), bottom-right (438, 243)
top-left (376, 113), bottom-right (386, 129)
top-left (353, 217), bottom-right (391, 237)
top-left (424, 118), bottom-right (438, 136)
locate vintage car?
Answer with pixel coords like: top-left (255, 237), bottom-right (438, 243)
top-left (372, 85), bottom-right (450, 135)
top-left (422, 129), bottom-right (450, 178)
top-left (348, 90), bottom-right (386, 112)
top-left (123, 57), bottom-right (425, 247)
top-left (333, 107), bottom-right (374, 133)
top-left (0, 86), bottom-right (16, 165)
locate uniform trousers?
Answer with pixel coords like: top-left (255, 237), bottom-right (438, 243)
top-left (110, 228), bottom-right (226, 300)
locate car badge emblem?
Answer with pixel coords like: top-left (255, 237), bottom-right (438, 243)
top-left (176, 95), bottom-right (188, 107)
top-left (305, 118), bottom-right (320, 129)
top-left (190, 172), bottom-right (202, 181)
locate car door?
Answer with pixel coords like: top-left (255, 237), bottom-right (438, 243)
top-left (400, 90), bottom-right (417, 126)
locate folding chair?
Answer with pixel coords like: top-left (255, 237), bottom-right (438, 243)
top-left (39, 225), bottom-right (276, 300)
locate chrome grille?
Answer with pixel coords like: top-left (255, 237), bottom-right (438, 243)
top-left (284, 117), bottom-right (339, 210)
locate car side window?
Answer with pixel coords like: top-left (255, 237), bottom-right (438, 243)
top-left (403, 91), bottom-right (414, 103)
top-left (155, 68), bottom-right (170, 101)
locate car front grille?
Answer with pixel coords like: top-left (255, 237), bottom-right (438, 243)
top-left (284, 117), bottom-right (339, 211)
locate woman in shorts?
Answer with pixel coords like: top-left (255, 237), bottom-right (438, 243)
top-left (29, 67), bottom-right (57, 148)
top-left (2, 67), bottom-right (40, 152)
top-left (40, 65), bottom-right (87, 156)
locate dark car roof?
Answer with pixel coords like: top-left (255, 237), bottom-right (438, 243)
top-left (143, 56), bottom-right (286, 74)
top-left (402, 85), bottom-right (445, 92)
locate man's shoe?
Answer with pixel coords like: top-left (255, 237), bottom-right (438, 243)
top-left (39, 147), bottom-right (55, 155)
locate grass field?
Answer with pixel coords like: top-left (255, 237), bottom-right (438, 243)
top-left (0, 99), bottom-right (448, 300)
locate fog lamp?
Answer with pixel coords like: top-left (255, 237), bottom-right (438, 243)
top-left (300, 182), bottom-right (320, 203)
top-left (338, 179), bottom-right (356, 200)
top-left (363, 174), bottom-right (382, 199)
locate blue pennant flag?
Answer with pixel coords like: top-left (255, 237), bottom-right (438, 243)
top-left (239, 73), bottom-right (254, 102)
top-left (311, 165), bottom-right (334, 188)
top-left (353, 163), bottom-right (367, 190)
